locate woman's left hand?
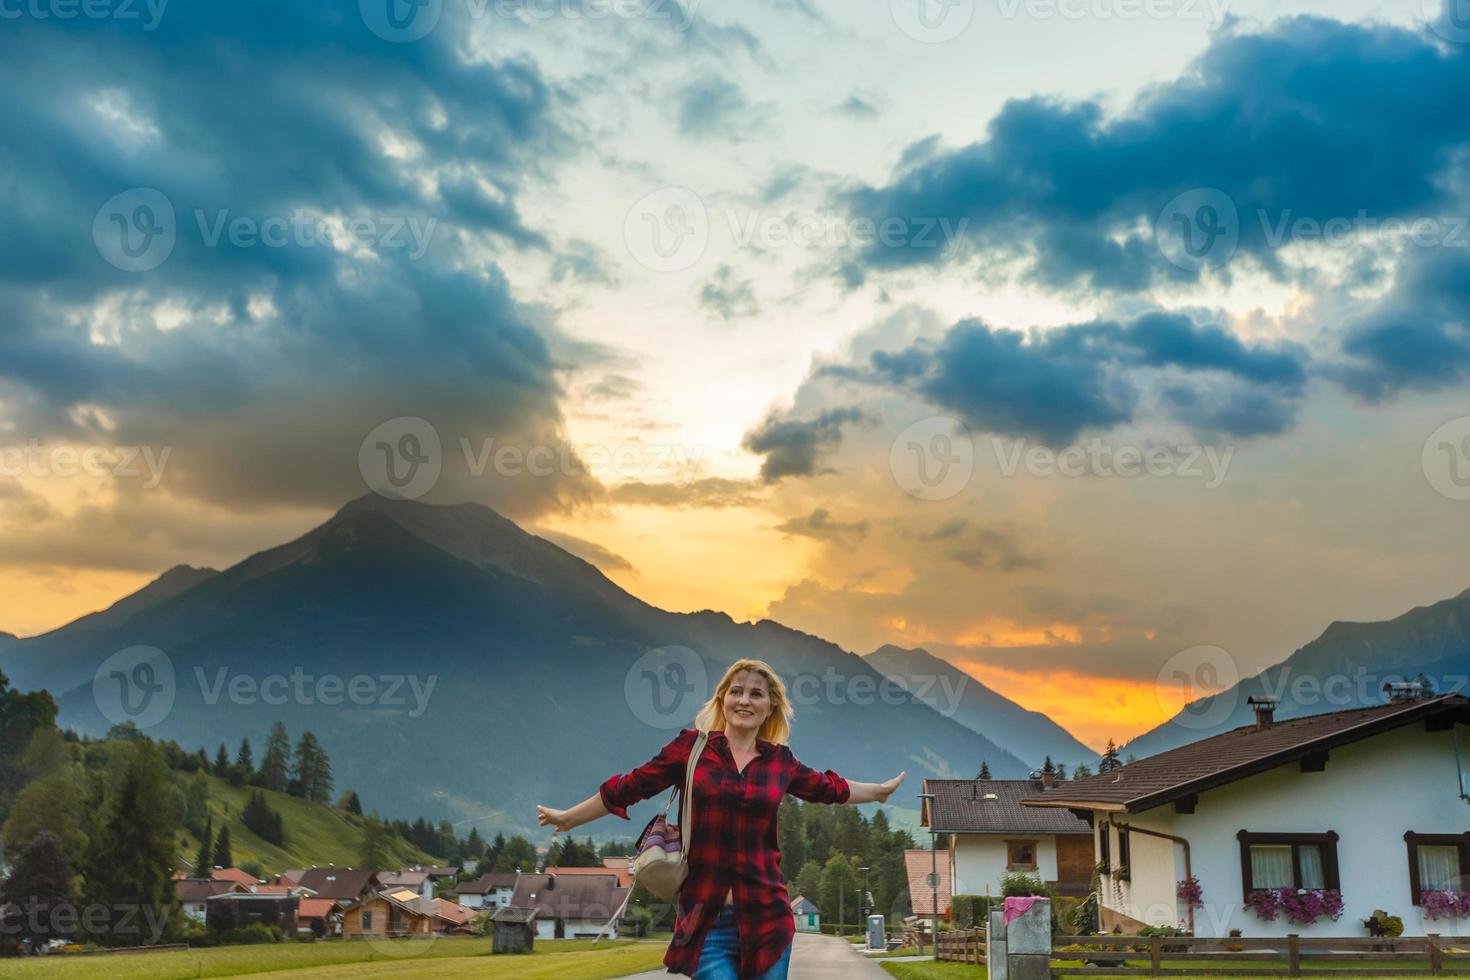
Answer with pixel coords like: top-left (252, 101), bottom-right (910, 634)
top-left (875, 771), bottom-right (906, 803)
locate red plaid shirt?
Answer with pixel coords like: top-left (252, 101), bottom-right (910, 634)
top-left (600, 728), bottom-right (850, 977)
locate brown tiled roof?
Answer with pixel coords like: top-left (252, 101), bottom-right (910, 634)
top-left (456, 872), bottom-right (519, 894)
top-left (904, 849), bottom-right (951, 916)
top-left (212, 867), bottom-right (262, 887)
top-left (176, 878), bottom-right (246, 903)
top-left (298, 897), bottom-right (340, 920)
top-left (1026, 694), bottom-right (1470, 814)
top-left (922, 779), bottom-right (1094, 834)
top-left (296, 867), bottom-right (379, 901)
top-left (432, 898), bottom-right (477, 927)
top-left (510, 873), bottom-right (628, 921)
top-left (378, 871), bottom-right (429, 890)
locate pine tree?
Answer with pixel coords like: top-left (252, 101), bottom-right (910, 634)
top-left (212, 824), bottom-right (233, 869)
top-left (213, 743), bottom-right (230, 777)
top-left (259, 723), bottom-right (291, 792)
top-left (196, 817), bottom-right (214, 875)
top-left (977, 760), bottom-right (992, 779)
top-left (359, 812), bottom-right (388, 871)
top-left (1072, 762), bottom-right (1093, 779)
top-left (1056, 763), bottom-right (1068, 781)
top-left (79, 739), bottom-right (181, 946)
top-left (340, 789), bottom-right (363, 815)
top-left (1099, 739), bottom-right (1122, 772)
top-left (794, 859), bottom-right (823, 906)
top-left (777, 796), bottom-right (806, 881)
top-left (1042, 755), bottom-right (1055, 774)
top-left (242, 791), bottom-right (285, 846)
top-left (0, 831), bottom-right (76, 953)
top-left (235, 737), bottom-right (253, 774)
top-left (292, 731), bottom-right (333, 801)
top-left (465, 826), bottom-right (485, 863)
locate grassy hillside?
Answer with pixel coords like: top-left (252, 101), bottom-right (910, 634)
top-left (174, 772), bottom-right (439, 876)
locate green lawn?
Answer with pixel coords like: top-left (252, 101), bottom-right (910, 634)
top-left (0, 937), bottom-right (667, 979)
top-left (881, 956), bottom-right (1457, 980)
top-left (881, 961), bottom-right (987, 980)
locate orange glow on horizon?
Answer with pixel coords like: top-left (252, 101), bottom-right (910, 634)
top-left (951, 659), bottom-right (1194, 752)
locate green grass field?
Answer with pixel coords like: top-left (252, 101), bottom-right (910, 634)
top-left (0, 937), bottom-right (668, 979)
top-left (881, 956), bottom-right (1455, 980)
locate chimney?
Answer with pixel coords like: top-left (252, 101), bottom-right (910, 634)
top-left (1040, 770), bottom-right (1056, 789)
top-left (1248, 696), bottom-right (1279, 731)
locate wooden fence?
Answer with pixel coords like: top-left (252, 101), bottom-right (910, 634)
top-left (1050, 933), bottom-right (1470, 977)
top-left (936, 927), bottom-right (987, 964)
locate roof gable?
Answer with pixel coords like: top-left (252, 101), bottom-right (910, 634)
top-left (923, 779), bottom-right (1094, 833)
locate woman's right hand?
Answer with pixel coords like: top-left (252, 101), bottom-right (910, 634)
top-left (537, 804), bottom-right (575, 832)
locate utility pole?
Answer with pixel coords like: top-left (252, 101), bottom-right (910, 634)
top-left (860, 865), bottom-right (871, 920)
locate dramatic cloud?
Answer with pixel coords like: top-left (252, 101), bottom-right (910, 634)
top-left (742, 407), bottom-right (868, 482)
top-left (774, 508), bottom-right (869, 544)
top-left (699, 265), bottom-right (760, 321)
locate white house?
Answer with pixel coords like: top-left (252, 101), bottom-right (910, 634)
top-left (791, 895), bottom-right (822, 933)
top-left (1025, 691), bottom-right (1470, 938)
top-left (455, 871), bottom-right (519, 910)
top-left (921, 777), bottom-right (1094, 899)
top-left (175, 878), bottom-right (246, 922)
top-left (509, 873), bottom-right (626, 940)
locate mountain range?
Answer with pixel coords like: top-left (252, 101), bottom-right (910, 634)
top-left (1, 495), bottom-right (1043, 836)
top-left (864, 644), bottom-right (1098, 770)
top-left (1125, 588), bottom-right (1470, 757)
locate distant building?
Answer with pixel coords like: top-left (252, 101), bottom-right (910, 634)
top-left (455, 871), bottom-right (519, 910)
top-left (176, 878), bottom-right (247, 922)
top-left (378, 870), bottom-right (434, 904)
top-left (509, 873), bottom-right (627, 940)
top-left (790, 895), bottom-right (821, 933)
top-left (294, 867), bottom-right (380, 904)
top-left (206, 892), bottom-right (299, 934)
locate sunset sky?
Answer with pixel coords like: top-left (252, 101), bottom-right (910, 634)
top-left (4, 1), bottom-right (1470, 748)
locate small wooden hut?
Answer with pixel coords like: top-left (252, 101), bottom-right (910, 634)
top-left (491, 906), bottom-right (537, 954)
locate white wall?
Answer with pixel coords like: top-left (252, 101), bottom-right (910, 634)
top-left (533, 917), bottom-right (617, 939)
top-left (1095, 722), bottom-right (1469, 937)
top-left (952, 834), bottom-right (1060, 897)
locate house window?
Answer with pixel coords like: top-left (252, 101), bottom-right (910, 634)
top-left (1404, 833), bottom-right (1470, 904)
top-left (1098, 824), bottom-right (1111, 870)
top-left (1236, 831), bottom-right (1340, 896)
top-left (1007, 839), bottom-right (1038, 870)
top-left (1117, 828), bottom-right (1131, 874)
top-left (362, 911), bottom-right (373, 929)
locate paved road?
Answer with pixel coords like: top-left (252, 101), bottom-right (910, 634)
top-left (618, 932), bottom-right (894, 979)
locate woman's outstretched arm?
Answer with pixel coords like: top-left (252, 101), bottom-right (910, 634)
top-left (537, 795), bottom-right (608, 833)
top-left (845, 771), bottom-right (907, 804)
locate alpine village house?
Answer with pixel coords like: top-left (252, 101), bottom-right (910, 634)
top-left (1021, 689), bottom-right (1470, 937)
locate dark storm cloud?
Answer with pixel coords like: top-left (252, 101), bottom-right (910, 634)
top-left (742, 407), bottom-right (868, 482)
top-left (0, 0), bottom-right (597, 518)
top-left (841, 13), bottom-right (1470, 296)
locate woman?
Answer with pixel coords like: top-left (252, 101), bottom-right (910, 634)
top-left (536, 658), bottom-right (905, 980)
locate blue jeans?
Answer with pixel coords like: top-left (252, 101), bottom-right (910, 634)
top-left (691, 906), bottom-right (792, 980)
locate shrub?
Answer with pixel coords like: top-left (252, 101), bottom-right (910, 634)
top-left (1000, 871), bottom-right (1052, 898)
top-left (950, 895), bottom-right (993, 930)
top-left (1134, 925), bottom-right (1189, 954)
top-left (1245, 888), bottom-right (1344, 925)
top-left (1421, 890), bottom-right (1470, 921)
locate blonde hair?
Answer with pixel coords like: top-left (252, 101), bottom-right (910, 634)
top-left (694, 658), bottom-right (794, 745)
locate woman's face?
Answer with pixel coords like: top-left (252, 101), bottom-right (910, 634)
top-left (722, 670), bottom-right (772, 735)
